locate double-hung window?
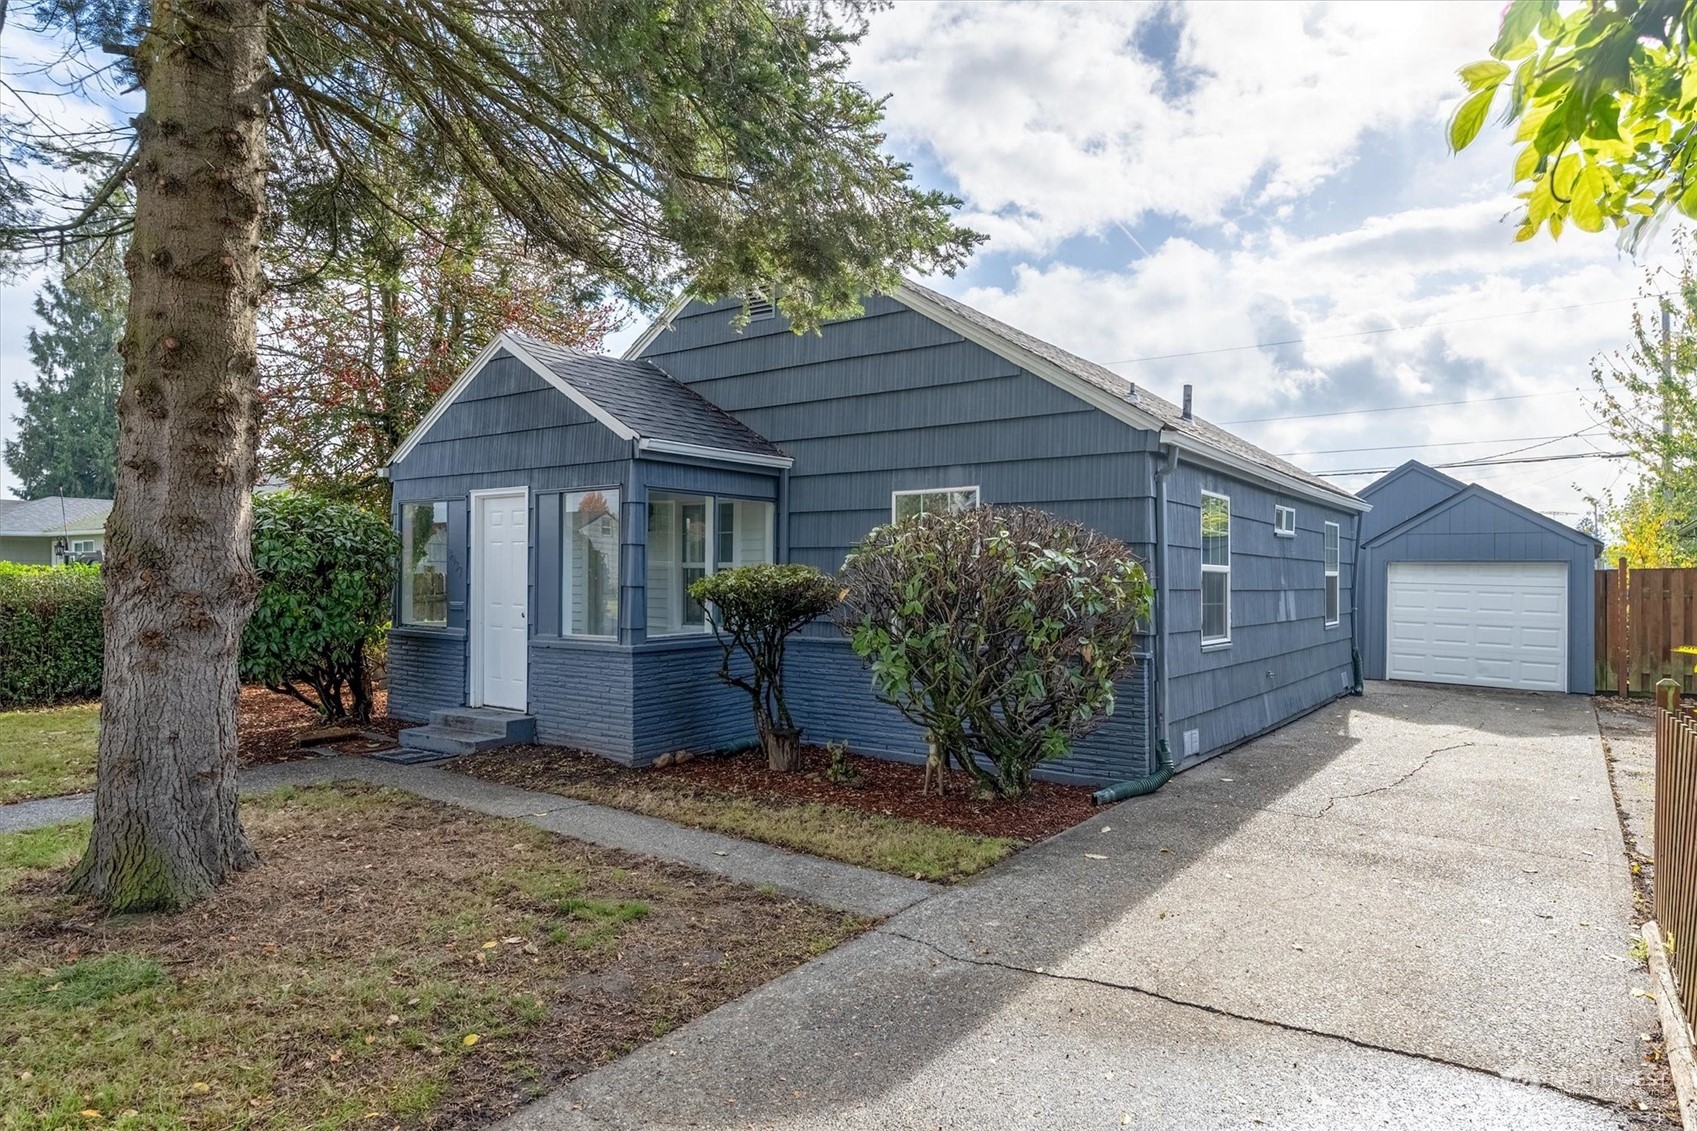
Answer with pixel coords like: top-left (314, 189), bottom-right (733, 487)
top-left (1200, 491), bottom-right (1231, 646)
top-left (646, 493), bottom-right (775, 635)
top-left (563, 489), bottom-right (621, 638)
top-left (401, 501), bottom-right (449, 627)
top-left (892, 486), bottom-right (979, 521)
top-left (1324, 521), bottom-right (1341, 627)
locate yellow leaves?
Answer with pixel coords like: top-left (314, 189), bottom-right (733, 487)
top-left (186, 1081), bottom-right (211, 1096)
top-left (78, 1111), bottom-right (102, 1121)
top-left (462, 1033), bottom-right (480, 1047)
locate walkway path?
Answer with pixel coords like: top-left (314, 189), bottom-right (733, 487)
top-left (0, 757), bottom-right (934, 919)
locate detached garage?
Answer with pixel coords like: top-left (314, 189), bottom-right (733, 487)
top-left (1356, 461), bottom-right (1601, 694)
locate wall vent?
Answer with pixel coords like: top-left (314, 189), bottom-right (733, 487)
top-left (1183, 729), bottom-right (1200, 758)
top-left (744, 294), bottom-right (776, 321)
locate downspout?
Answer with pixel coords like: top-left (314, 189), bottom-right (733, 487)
top-left (1348, 511), bottom-right (1364, 695)
top-left (1092, 442), bottom-right (1180, 806)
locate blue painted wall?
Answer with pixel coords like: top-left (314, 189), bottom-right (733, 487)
top-left (1160, 459), bottom-right (1357, 765)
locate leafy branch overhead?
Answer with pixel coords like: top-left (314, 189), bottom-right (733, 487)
top-left (1451, 0), bottom-right (1697, 245)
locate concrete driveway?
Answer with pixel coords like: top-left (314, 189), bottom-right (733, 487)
top-left (500, 682), bottom-right (1665, 1130)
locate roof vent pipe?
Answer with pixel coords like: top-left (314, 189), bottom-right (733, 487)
top-left (1181, 384), bottom-right (1193, 420)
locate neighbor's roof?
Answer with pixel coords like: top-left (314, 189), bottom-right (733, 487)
top-left (0, 496), bottom-right (111, 536)
top-left (390, 332), bottom-right (790, 469)
top-left (893, 281), bottom-right (1363, 508)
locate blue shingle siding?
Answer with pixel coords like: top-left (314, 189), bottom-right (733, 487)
top-left (782, 637), bottom-right (1153, 786)
top-left (1160, 459), bottom-right (1356, 764)
top-left (387, 629), bottom-right (466, 721)
top-left (529, 640), bottom-right (636, 761)
top-left (1355, 467), bottom-right (1599, 692)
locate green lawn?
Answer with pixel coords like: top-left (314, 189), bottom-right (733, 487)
top-left (0, 783), bottom-right (863, 1130)
top-left (0, 703), bottom-right (99, 804)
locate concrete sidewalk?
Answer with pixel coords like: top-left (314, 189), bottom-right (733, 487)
top-left (494, 683), bottom-right (1662, 1130)
top-left (0, 757), bottom-right (934, 919)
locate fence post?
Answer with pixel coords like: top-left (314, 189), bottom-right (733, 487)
top-left (1660, 677), bottom-right (1684, 713)
top-left (1619, 556), bottom-right (1631, 697)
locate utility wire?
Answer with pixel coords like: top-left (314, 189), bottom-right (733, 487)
top-left (1219, 389), bottom-right (1571, 426)
top-left (1314, 450), bottom-right (1631, 477)
top-left (1275, 432), bottom-right (1576, 458)
top-left (1102, 294), bottom-right (1664, 367)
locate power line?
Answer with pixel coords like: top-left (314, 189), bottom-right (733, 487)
top-left (1313, 450), bottom-right (1631, 477)
top-left (1102, 294), bottom-right (1660, 367)
top-left (1275, 432), bottom-right (1576, 458)
top-left (1219, 389), bottom-right (1571, 426)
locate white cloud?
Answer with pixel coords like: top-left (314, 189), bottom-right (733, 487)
top-left (855, 0), bottom-right (1504, 252)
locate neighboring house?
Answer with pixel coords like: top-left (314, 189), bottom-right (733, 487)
top-left (384, 284), bottom-right (1369, 784)
top-left (0, 496), bottom-right (111, 565)
top-left (1356, 460), bottom-right (1600, 694)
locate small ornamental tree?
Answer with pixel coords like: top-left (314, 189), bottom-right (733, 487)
top-left (240, 492), bottom-right (399, 724)
top-left (841, 506), bottom-right (1152, 799)
top-left (689, 564), bottom-right (842, 772)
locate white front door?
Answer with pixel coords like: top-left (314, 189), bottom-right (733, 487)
top-left (1386, 560), bottom-right (1569, 692)
top-left (474, 490), bottom-right (529, 710)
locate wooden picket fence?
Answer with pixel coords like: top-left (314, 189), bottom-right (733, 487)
top-left (1657, 697), bottom-right (1697, 1030)
top-left (1597, 563), bottom-right (1697, 696)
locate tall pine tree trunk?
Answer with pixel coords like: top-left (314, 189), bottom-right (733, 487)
top-left (69, 1), bottom-right (270, 912)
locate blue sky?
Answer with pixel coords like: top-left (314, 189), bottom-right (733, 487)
top-left (1, 0), bottom-right (1679, 520)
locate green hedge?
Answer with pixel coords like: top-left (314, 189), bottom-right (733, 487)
top-left (0, 562), bottom-right (104, 709)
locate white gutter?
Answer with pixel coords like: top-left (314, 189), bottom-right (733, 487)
top-left (634, 437), bottom-right (794, 469)
top-left (1160, 431), bottom-right (1372, 514)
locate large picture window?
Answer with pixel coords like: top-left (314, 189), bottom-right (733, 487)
top-left (1324, 521), bottom-right (1341, 627)
top-left (892, 486), bottom-right (979, 521)
top-left (647, 493), bottom-right (774, 635)
top-left (1201, 491), bottom-right (1231, 646)
top-left (401, 501), bottom-right (449, 626)
top-left (564, 489), bottom-right (621, 637)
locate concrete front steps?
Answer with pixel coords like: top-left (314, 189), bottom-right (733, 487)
top-left (387, 707), bottom-right (536, 764)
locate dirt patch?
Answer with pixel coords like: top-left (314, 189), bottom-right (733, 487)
top-left (0, 782), bottom-right (863, 1129)
top-left (238, 686), bottom-right (407, 765)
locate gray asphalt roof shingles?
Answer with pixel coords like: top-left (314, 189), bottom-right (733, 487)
top-left (0, 496), bottom-right (111, 535)
top-left (514, 334), bottom-right (785, 460)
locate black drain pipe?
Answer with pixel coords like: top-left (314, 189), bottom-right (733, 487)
top-left (1092, 442), bottom-right (1180, 806)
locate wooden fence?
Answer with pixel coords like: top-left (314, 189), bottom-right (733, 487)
top-left (1597, 563), bottom-right (1697, 696)
top-left (1657, 698), bottom-right (1697, 1030)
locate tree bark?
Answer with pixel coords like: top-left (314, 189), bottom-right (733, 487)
top-left (68, 1), bottom-right (270, 912)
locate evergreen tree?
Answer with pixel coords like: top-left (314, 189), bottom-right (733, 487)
top-left (5, 264), bottom-right (123, 500)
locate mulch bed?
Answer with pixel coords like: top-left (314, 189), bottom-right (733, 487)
top-left (460, 741), bottom-right (1099, 844)
top-left (238, 685), bottom-right (407, 766)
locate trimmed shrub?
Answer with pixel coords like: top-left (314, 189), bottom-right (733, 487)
top-left (841, 506), bottom-right (1152, 798)
top-left (0, 562), bottom-right (104, 709)
top-left (240, 492), bottom-right (399, 723)
top-left (688, 563), bottom-right (841, 771)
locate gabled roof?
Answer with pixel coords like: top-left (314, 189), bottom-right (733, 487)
top-left (390, 332), bottom-right (791, 469)
top-left (1361, 472), bottom-right (1601, 551)
top-left (626, 281), bottom-right (1368, 513)
top-left (1358, 459), bottom-right (1465, 499)
top-left (0, 496), bottom-right (111, 536)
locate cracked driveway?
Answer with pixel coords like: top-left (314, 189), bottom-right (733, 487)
top-left (498, 682), bottom-right (1663, 1130)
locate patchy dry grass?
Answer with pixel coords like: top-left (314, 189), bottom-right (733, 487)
top-left (0, 702), bottom-right (100, 804)
top-left (0, 782), bottom-right (864, 1130)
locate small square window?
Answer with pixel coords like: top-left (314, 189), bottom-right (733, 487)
top-left (1274, 505), bottom-right (1296, 538)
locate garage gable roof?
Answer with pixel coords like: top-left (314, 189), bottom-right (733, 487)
top-left (1363, 480), bottom-right (1601, 551)
top-left (1359, 459), bottom-right (1465, 501)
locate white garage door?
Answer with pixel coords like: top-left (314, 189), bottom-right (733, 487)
top-left (1386, 561), bottom-right (1568, 692)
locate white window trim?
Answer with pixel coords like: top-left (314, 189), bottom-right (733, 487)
top-left (1324, 521), bottom-right (1341, 628)
top-left (647, 492), bottom-right (775, 637)
top-left (1201, 490), bottom-right (1231, 647)
top-left (1274, 505), bottom-right (1296, 538)
top-left (891, 485), bottom-right (980, 522)
top-left (562, 486), bottom-right (622, 641)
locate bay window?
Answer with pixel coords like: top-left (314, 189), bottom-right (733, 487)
top-left (563, 489), bottom-right (621, 637)
top-left (401, 501), bottom-right (449, 626)
top-left (647, 493), bottom-right (774, 635)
